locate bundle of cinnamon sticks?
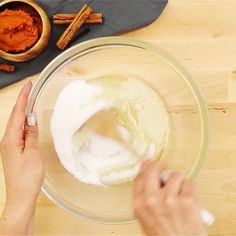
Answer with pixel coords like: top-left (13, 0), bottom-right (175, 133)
top-left (54, 13), bottom-right (102, 25)
top-left (55, 4), bottom-right (103, 50)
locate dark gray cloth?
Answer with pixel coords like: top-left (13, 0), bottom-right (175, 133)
top-left (0, 0), bottom-right (168, 88)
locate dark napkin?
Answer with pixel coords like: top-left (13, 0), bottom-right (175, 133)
top-left (0, 0), bottom-right (168, 88)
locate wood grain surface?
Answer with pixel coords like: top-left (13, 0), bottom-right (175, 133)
top-left (1, 0), bottom-right (236, 235)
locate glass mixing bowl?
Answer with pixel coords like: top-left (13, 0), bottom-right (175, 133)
top-left (26, 37), bottom-right (209, 224)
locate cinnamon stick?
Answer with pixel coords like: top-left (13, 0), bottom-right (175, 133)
top-left (0, 63), bottom-right (15, 72)
top-left (54, 13), bottom-right (102, 24)
top-left (56, 4), bottom-right (92, 50)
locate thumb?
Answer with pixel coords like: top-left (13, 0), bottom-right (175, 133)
top-left (24, 112), bottom-right (39, 149)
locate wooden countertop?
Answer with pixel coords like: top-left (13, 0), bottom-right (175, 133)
top-left (1, 0), bottom-right (236, 235)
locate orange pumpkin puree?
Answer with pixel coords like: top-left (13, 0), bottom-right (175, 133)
top-left (0, 9), bottom-right (40, 53)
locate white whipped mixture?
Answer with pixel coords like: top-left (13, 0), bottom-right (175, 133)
top-left (51, 75), bottom-right (169, 186)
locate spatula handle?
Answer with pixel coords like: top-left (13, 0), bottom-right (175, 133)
top-left (201, 208), bottom-right (215, 226)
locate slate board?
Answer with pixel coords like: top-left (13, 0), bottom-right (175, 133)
top-left (0, 0), bottom-right (168, 88)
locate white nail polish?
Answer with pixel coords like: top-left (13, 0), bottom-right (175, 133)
top-left (26, 113), bottom-right (37, 127)
top-left (20, 81), bottom-right (31, 94)
top-left (24, 80), bottom-right (30, 85)
top-left (23, 80), bottom-right (31, 87)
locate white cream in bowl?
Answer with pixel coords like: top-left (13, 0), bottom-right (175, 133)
top-left (51, 75), bottom-right (169, 186)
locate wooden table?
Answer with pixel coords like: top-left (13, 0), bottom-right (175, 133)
top-left (1, 0), bottom-right (236, 235)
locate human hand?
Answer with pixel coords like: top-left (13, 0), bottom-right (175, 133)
top-left (0, 81), bottom-right (45, 235)
top-left (133, 161), bottom-right (207, 236)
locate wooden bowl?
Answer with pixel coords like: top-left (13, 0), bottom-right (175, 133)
top-left (0, 0), bottom-right (51, 62)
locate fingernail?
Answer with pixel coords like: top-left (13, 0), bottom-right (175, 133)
top-left (160, 172), bottom-right (169, 185)
top-left (24, 80), bottom-right (31, 88)
top-left (20, 80), bottom-right (31, 94)
top-left (26, 112), bottom-right (37, 127)
top-left (142, 156), bottom-right (150, 161)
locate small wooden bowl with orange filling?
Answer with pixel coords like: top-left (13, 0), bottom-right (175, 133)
top-left (0, 0), bottom-right (51, 62)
